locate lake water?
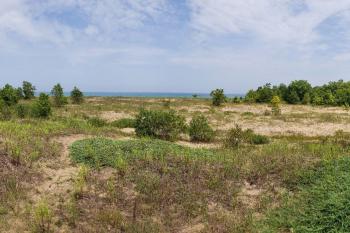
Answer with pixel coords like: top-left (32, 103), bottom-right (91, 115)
top-left (38, 92), bottom-right (244, 98)
top-left (74, 92), bottom-right (244, 98)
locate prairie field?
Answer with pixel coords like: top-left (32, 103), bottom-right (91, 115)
top-left (1, 97), bottom-right (350, 232)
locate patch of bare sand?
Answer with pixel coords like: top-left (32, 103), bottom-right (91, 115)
top-left (238, 181), bottom-right (263, 209)
top-left (99, 111), bottom-right (134, 122)
top-left (120, 127), bottom-right (135, 134)
top-left (219, 120), bottom-right (350, 136)
top-left (176, 141), bottom-right (219, 149)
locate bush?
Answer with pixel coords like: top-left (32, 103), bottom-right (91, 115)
top-left (70, 86), bottom-right (84, 104)
top-left (51, 83), bottom-right (67, 107)
top-left (135, 109), bottom-right (186, 141)
top-left (189, 114), bottom-right (214, 142)
top-left (22, 81), bottom-right (36, 100)
top-left (224, 126), bottom-right (269, 148)
top-left (110, 118), bottom-right (136, 128)
top-left (32, 93), bottom-right (51, 118)
top-left (224, 124), bottom-right (245, 148)
top-left (16, 104), bottom-right (30, 118)
top-left (270, 95), bottom-right (281, 115)
top-left (87, 117), bottom-right (106, 127)
top-left (0, 84), bottom-right (19, 106)
top-left (210, 89), bottom-right (226, 106)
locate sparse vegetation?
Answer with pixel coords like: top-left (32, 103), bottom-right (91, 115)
top-left (189, 114), bottom-right (215, 142)
top-left (1, 86), bottom-right (350, 232)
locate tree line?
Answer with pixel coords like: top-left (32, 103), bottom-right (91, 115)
top-left (0, 81), bottom-right (84, 119)
top-left (243, 80), bottom-right (350, 106)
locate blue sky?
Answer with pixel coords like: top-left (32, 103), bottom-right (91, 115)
top-left (1, 0), bottom-right (350, 93)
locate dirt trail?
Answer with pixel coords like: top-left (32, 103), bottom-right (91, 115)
top-left (31, 134), bottom-right (89, 203)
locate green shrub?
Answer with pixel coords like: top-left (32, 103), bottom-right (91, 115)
top-left (135, 109), bottom-right (186, 141)
top-left (32, 93), bottom-right (52, 118)
top-left (224, 124), bottom-right (245, 148)
top-left (224, 126), bottom-right (269, 147)
top-left (249, 134), bottom-right (270, 145)
top-left (110, 118), bottom-right (136, 128)
top-left (189, 114), bottom-right (214, 142)
top-left (22, 81), bottom-right (36, 100)
top-left (70, 86), bottom-right (84, 104)
top-left (0, 84), bottom-right (19, 106)
top-left (210, 89), bottom-right (226, 106)
top-left (51, 83), bottom-right (67, 107)
top-left (87, 117), bottom-right (106, 127)
top-left (16, 104), bottom-right (30, 118)
top-left (69, 138), bottom-right (215, 168)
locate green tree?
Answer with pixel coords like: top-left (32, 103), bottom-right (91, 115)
top-left (210, 89), bottom-right (226, 106)
top-left (51, 83), bottom-right (67, 107)
top-left (270, 95), bottom-right (281, 115)
top-left (70, 86), bottom-right (84, 104)
top-left (256, 83), bottom-right (274, 103)
top-left (0, 84), bottom-right (19, 106)
top-left (32, 93), bottom-right (51, 118)
top-left (22, 81), bottom-right (36, 99)
top-left (286, 80), bottom-right (312, 104)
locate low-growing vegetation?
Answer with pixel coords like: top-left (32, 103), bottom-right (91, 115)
top-left (1, 83), bottom-right (350, 232)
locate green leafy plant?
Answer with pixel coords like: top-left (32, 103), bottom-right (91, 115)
top-left (70, 86), bottom-right (84, 104)
top-left (135, 109), bottom-right (186, 141)
top-left (189, 114), bottom-right (214, 142)
top-left (32, 93), bottom-right (52, 118)
top-left (51, 83), bottom-right (67, 107)
top-left (210, 89), bottom-right (226, 106)
top-left (22, 81), bottom-right (36, 100)
top-left (87, 117), bottom-right (106, 127)
top-left (32, 200), bottom-right (53, 233)
top-left (110, 118), bottom-right (136, 128)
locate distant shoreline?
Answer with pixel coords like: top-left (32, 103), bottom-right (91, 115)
top-left (36, 92), bottom-right (245, 98)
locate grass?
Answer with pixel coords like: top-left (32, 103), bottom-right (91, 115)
top-left (261, 156), bottom-right (350, 233)
top-left (3, 97), bottom-right (350, 232)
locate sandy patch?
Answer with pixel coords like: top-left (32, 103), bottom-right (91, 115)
top-left (99, 111), bottom-right (134, 122)
top-left (176, 141), bottom-right (219, 149)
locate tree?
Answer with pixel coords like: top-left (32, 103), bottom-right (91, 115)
top-left (302, 93), bottom-right (311, 105)
top-left (22, 81), bottom-right (36, 99)
top-left (210, 89), bottom-right (226, 106)
top-left (0, 84), bottom-right (19, 106)
top-left (256, 83), bottom-right (274, 103)
top-left (270, 95), bottom-right (281, 115)
top-left (32, 93), bottom-right (51, 118)
top-left (286, 80), bottom-right (312, 104)
top-left (51, 83), bottom-right (67, 107)
top-left (70, 86), bottom-right (84, 104)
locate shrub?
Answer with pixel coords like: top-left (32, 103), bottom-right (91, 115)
top-left (87, 117), bottom-right (106, 127)
top-left (0, 84), bottom-right (19, 106)
top-left (189, 114), bottom-right (214, 142)
top-left (22, 81), bottom-right (36, 99)
top-left (16, 104), bottom-right (30, 118)
top-left (248, 134), bottom-right (270, 145)
top-left (135, 109), bottom-right (186, 141)
top-left (32, 200), bottom-right (53, 233)
top-left (224, 124), bottom-right (245, 148)
top-left (51, 83), bottom-right (67, 107)
top-left (32, 93), bottom-right (51, 118)
top-left (224, 126), bottom-right (269, 148)
top-left (70, 86), bottom-right (84, 104)
top-left (210, 89), bottom-right (226, 106)
top-left (110, 118), bottom-right (136, 128)
top-left (270, 95), bottom-right (281, 115)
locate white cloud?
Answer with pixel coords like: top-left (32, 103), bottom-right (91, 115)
top-left (0, 0), bottom-right (167, 45)
top-left (188, 0), bottom-right (350, 45)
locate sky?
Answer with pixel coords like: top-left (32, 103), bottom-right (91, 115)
top-left (1, 0), bottom-right (350, 93)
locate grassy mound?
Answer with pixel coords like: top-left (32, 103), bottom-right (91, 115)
top-left (69, 138), bottom-right (216, 168)
top-left (262, 156), bottom-right (350, 232)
